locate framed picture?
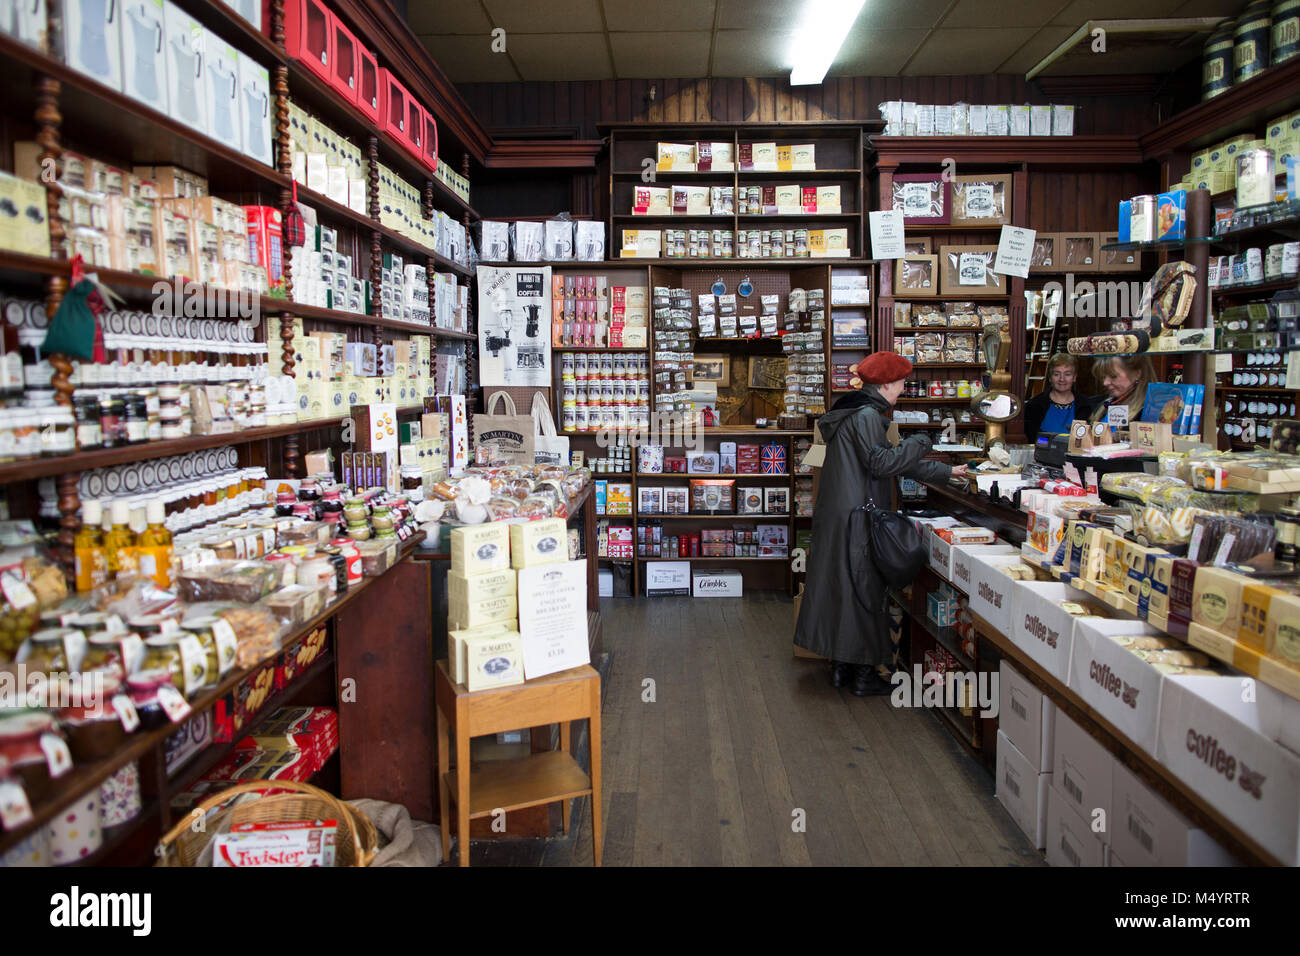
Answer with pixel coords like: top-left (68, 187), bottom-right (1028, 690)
top-left (693, 354), bottom-right (730, 387)
top-left (950, 174), bottom-right (1012, 227)
top-left (891, 173), bottom-right (949, 226)
top-left (748, 356), bottom-right (788, 390)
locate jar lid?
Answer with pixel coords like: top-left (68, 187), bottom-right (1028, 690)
top-left (127, 669), bottom-right (172, 692)
top-left (0, 710), bottom-right (56, 737)
top-left (29, 627), bottom-right (75, 644)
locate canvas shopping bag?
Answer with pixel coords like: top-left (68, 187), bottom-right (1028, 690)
top-left (473, 391), bottom-right (535, 465)
top-left (532, 393), bottom-right (570, 466)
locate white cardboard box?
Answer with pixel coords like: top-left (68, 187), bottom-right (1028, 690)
top-left (927, 529), bottom-right (1005, 582)
top-left (966, 550), bottom-right (1029, 638)
top-left (949, 543), bottom-right (1019, 595)
top-left (1045, 783), bottom-right (1107, 867)
top-left (121, 0), bottom-right (167, 112)
top-left (203, 31), bottom-right (242, 150)
top-left (598, 568), bottom-right (613, 597)
top-left (692, 569), bottom-right (743, 598)
top-left (1052, 710), bottom-right (1115, 826)
top-left (1156, 675), bottom-right (1300, 865)
top-left (1011, 581), bottom-right (1099, 685)
top-left (999, 659), bottom-right (1056, 771)
top-left (1111, 761), bottom-right (1237, 867)
top-left (163, 2), bottom-right (206, 135)
top-left (645, 561), bottom-right (691, 596)
top-left (65, 0), bottom-right (124, 89)
top-left (1068, 617), bottom-right (1167, 757)
top-left (996, 730), bottom-right (1051, 849)
top-left (237, 52), bottom-right (273, 167)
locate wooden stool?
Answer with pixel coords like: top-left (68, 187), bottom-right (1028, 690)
top-left (435, 661), bottom-right (602, 866)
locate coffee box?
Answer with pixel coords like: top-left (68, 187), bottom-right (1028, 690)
top-left (449, 522), bottom-right (511, 575)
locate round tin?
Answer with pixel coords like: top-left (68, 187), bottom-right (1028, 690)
top-left (1202, 23), bottom-right (1235, 100)
top-left (1234, 1), bottom-right (1272, 83)
top-left (1273, 0), bottom-right (1300, 64)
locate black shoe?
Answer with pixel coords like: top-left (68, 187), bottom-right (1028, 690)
top-left (850, 665), bottom-right (892, 697)
top-left (830, 661), bottom-right (853, 688)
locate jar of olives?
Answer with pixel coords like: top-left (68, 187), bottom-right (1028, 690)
top-left (0, 598), bottom-right (42, 663)
top-left (141, 634), bottom-right (207, 697)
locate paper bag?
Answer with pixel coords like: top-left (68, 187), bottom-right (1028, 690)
top-left (473, 391), bottom-right (535, 465)
top-left (532, 393), bottom-right (570, 466)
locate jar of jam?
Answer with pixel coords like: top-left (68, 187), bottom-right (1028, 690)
top-left (124, 393), bottom-right (148, 444)
top-left (80, 631), bottom-right (142, 680)
top-left (126, 670), bottom-right (172, 730)
top-left (0, 711), bottom-right (62, 802)
top-left (928, 380), bottom-right (945, 398)
top-left (274, 492), bottom-right (296, 517)
top-left (99, 396), bottom-right (126, 448)
top-left (320, 489), bottom-right (343, 517)
top-left (141, 634), bottom-right (206, 697)
top-left (401, 466), bottom-right (423, 493)
top-left (59, 674), bottom-right (129, 761)
top-left (293, 501), bottom-right (317, 522)
top-left (298, 478), bottom-right (322, 503)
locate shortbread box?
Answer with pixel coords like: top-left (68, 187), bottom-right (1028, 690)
top-left (450, 522), bottom-right (511, 574)
top-left (509, 518), bottom-right (568, 569)
top-left (465, 632), bottom-right (526, 692)
top-left (448, 592), bottom-right (518, 631)
top-left (449, 623), bottom-right (516, 685)
top-left (448, 568), bottom-right (517, 606)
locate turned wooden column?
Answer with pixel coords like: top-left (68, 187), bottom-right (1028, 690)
top-left (424, 179), bottom-right (436, 338)
top-left (368, 136), bottom-right (381, 320)
top-left (462, 152), bottom-right (474, 400)
top-left (270, 0), bottom-right (285, 47)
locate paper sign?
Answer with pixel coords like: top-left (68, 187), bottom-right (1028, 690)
top-left (868, 210), bottom-right (906, 260)
top-left (1108, 404), bottom-right (1129, 427)
top-left (517, 560), bottom-right (590, 680)
top-left (994, 225), bottom-right (1036, 278)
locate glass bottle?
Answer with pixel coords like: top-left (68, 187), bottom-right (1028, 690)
top-left (104, 498), bottom-right (138, 577)
top-left (136, 499), bottom-right (173, 588)
top-left (74, 499), bottom-right (109, 592)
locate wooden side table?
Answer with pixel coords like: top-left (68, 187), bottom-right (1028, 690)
top-left (435, 661), bottom-right (603, 866)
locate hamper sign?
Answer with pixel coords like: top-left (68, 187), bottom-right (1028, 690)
top-left (476, 265), bottom-right (552, 387)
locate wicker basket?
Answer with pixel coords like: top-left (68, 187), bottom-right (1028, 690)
top-left (156, 780), bottom-right (378, 867)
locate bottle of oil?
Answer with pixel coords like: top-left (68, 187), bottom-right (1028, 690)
top-left (104, 498), bottom-right (138, 577)
top-left (73, 499), bottom-right (108, 592)
top-left (136, 498), bottom-right (173, 588)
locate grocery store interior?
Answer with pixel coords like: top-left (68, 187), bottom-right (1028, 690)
top-left (0, 0), bottom-right (1297, 873)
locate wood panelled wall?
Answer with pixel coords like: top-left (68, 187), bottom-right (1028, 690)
top-left (459, 75), bottom-right (1158, 140)
top-left (1027, 170), bottom-right (1160, 232)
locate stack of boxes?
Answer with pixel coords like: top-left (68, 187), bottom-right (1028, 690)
top-left (268, 317), bottom-right (436, 421)
top-left (448, 517), bottom-right (587, 691)
top-left (287, 102), bottom-right (369, 214)
top-left (1180, 122), bottom-right (1298, 197)
top-left (292, 224), bottom-right (368, 314)
top-left (435, 157), bottom-right (471, 206)
top-left (398, 415), bottom-right (448, 484)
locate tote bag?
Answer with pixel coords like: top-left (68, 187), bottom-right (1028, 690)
top-left (473, 391), bottom-right (535, 466)
top-left (531, 393), bottom-right (570, 466)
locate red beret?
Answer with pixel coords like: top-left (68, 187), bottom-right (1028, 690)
top-left (854, 352), bottom-right (913, 385)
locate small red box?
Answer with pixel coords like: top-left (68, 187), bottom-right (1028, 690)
top-left (277, 625), bottom-right (329, 691)
top-left (379, 68), bottom-right (412, 142)
top-left (421, 108), bottom-right (439, 173)
top-left (355, 45), bottom-right (380, 123)
top-left (284, 0), bottom-right (332, 85)
top-left (243, 205), bottom-right (284, 291)
top-left (328, 16), bottom-right (364, 106)
top-left (213, 659), bottom-right (278, 742)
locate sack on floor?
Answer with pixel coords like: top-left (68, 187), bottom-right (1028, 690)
top-left (347, 798), bottom-right (443, 867)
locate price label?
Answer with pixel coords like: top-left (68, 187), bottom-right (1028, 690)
top-left (1188, 524), bottom-right (1206, 562)
top-left (0, 572), bottom-right (36, 610)
top-left (212, 620), bottom-right (238, 676)
top-left (121, 634), bottom-right (145, 674)
top-left (156, 683), bottom-right (192, 723)
top-left (112, 694), bottom-right (140, 733)
top-left (1214, 533), bottom-right (1237, 567)
top-left (41, 733), bottom-right (73, 778)
top-left (0, 778), bottom-right (34, 829)
top-left (103, 615), bottom-right (126, 634)
top-left (159, 617), bottom-right (181, 635)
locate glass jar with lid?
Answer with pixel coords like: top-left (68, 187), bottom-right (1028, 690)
top-left (0, 710), bottom-right (61, 802)
top-left (126, 670), bottom-right (172, 730)
top-left (74, 395), bottom-right (103, 450)
top-left (59, 673), bottom-right (130, 761)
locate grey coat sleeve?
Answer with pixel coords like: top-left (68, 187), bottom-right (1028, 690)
top-left (843, 409), bottom-right (941, 479)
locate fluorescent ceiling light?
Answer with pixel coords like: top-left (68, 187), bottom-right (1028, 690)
top-left (789, 0), bottom-right (867, 86)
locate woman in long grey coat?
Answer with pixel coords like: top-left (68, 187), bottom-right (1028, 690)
top-left (794, 352), bottom-right (967, 696)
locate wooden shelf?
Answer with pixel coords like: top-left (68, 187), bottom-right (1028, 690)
top-left (615, 258), bottom-right (850, 266)
top-left (1213, 278), bottom-right (1300, 298)
top-left (637, 556), bottom-right (788, 562)
top-left (555, 346), bottom-right (646, 352)
top-left (1217, 385), bottom-right (1300, 393)
top-left (892, 294), bottom-right (1009, 300)
top-left (637, 514), bottom-right (791, 520)
top-left (737, 212), bottom-right (861, 221)
top-left (615, 213), bottom-right (731, 220)
top-left (0, 34), bottom-right (288, 198)
top-left (636, 473), bottom-right (791, 479)
top-left (284, 59), bottom-right (476, 221)
top-left (870, 135), bottom-right (1145, 166)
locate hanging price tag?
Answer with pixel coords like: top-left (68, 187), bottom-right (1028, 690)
top-left (212, 620), bottom-right (238, 676)
top-left (0, 778), bottom-right (34, 829)
top-left (156, 684), bottom-right (192, 723)
top-left (103, 614), bottom-right (127, 634)
top-left (1214, 533), bottom-right (1237, 567)
top-left (121, 634), bottom-right (145, 675)
top-left (40, 733), bottom-right (73, 778)
top-left (0, 573), bottom-right (36, 610)
top-left (1188, 524), bottom-right (1206, 562)
top-left (159, 618), bottom-right (181, 636)
top-left (112, 694), bottom-right (140, 733)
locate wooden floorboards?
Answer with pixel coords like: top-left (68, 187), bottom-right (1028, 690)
top-left (457, 593), bottom-right (1043, 867)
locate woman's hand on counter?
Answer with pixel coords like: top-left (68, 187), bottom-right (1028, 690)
top-left (950, 465), bottom-right (969, 479)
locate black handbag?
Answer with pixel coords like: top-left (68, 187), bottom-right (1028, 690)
top-left (848, 498), bottom-right (928, 592)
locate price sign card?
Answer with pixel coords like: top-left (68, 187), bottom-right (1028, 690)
top-left (868, 210), bottom-right (906, 260)
top-left (994, 225), bottom-right (1036, 278)
top-left (518, 560), bottom-right (590, 680)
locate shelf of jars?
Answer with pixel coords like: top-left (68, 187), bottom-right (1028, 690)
top-left (0, 527), bottom-right (424, 857)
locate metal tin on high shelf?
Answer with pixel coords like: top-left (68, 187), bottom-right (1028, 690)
top-left (1275, 0), bottom-right (1300, 64)
top-left (1234, 0), bottom-right (1272, 83)
top-left (1202, 22), bottom-right (1236, 100)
